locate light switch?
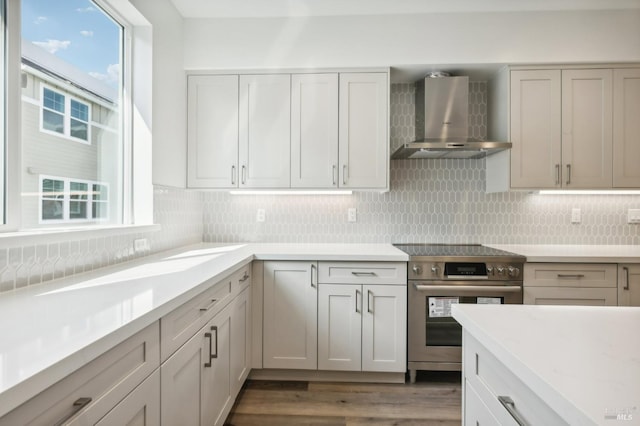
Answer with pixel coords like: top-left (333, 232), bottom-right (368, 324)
top-left (256, 209), bottom-right (266, 222)
top-left (571, 208), bottom-right (581, 224)
top-left (628, 209), bottom-right (640, 224)
top-left (348, 208), bottom-right (357, 222)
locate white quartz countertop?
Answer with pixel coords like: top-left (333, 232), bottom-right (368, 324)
top-left (486, 244), bottom-right (640, 263)
top-left (0, 242), bottom-right (407, 417)
top-left (452, 304), bottom-right (640, 425)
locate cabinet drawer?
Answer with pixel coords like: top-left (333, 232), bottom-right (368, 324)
top-left (524, 263), bottom-right (617, 288)
top-left (318, 262), bottom-right (407, 285)
top-left (0, 322), bottom-right (160, 426)
top-left (524, 286), bottom-right (617, 306)
top-left (160, 263), bottom-right (250, 362)
top-left (463, 332), bottom-right (567, 426)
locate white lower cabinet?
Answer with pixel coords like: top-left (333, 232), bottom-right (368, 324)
top-left (464, 379), bottom-right (500, 426)
top-left (263, 261), bottom-right (318, 369)
top-left (618, 264), bottom-right (640, 306)
top-left (95, 370), bottom-right (160, 426)
top-left (318, 283), bottom-right (406, 372)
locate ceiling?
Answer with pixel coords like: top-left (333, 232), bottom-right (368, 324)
top-left (170, 0), bottom-right (640, 18)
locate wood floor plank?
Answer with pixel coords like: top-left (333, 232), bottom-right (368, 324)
top-left (226, 413), bottom-right (346, 426)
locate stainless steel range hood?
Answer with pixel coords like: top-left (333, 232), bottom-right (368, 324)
top-left (391, 75), bottom-right (511, 160)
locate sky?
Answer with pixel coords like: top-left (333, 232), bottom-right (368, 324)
top-left (21, 0), bottom-right (121, 86)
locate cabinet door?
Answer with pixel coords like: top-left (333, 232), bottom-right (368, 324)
top-left (361, 285), bottom-right (407, 372)
top-left (613, 68), bottom-right (640, 188)
top-left (95, 370), bottom-right (160, 426)
top-left (524, 286), bottom-right (617, 306)
top-left (291, 73), bottom-right (339, 188)
top-left (239, 74), bottom-right (291, 188)
top-left (263, 261), bottom-right (318, 369)
top-left (562, 69), bottom-right (613, 188)
top-left (339, 73), bottom-right (388, 189)
top-left (203, 305), bottom-right (233, 426)
top-left (160, 324), bottom-right (210, 426)
top-left (187, 75), bottom-right (239, 188)
top-left (510, 70), bottom-right (562, 189)
top-left (618, 265), bottom-right (640, 306)
top-left (230, 286), bottom-right (251, 398)
top-left (464, 379), bottom-right (500, 426)
top-left (318, 284), bottom-right (362, 371)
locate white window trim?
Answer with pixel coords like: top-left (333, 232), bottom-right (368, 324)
top-left (40, 84), bottom-right (92, 145)
top-left (0, 0), bottom-right (155, 239)
top-left (38, 175), bottom-right (110, 224)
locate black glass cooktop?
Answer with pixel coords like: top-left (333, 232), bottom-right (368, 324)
top-left (393, 243), bottom-right (525, 259)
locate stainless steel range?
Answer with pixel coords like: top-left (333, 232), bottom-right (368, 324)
top-left (393, 244), bottom-right (525, 383)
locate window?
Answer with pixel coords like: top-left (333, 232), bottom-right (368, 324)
top-left (39, 175), bottom-right (109, 223)
top-left (21, 0), bottom-right (125, 228)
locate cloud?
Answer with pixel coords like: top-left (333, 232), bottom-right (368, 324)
top-left (76, 6), bottom-right (95, 13)
top-left (32, 39), bottom-right (71, 54)
top-left (34, 16), bottom-right (47, 25)
top-left (90, 63), bottom-right (120, 85)
top-left (80, 30), bottom-right (94, 37)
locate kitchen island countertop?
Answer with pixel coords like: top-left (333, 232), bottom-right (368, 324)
top-left (452, 303), bottom-right (640, 425)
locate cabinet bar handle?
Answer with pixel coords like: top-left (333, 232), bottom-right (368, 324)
top-left (623, 266), bottom-right (630, 290)
top-left (555, 164), bottom-right (560, 185)
top-left (239, 272), bottom-right (250, 282)
top-left (211, 325), bottom-right (218, 359)
top-left (332, 165), bottom-right (337, 186)
top-left (557, 274), bottom-right (585, 279)
top-left (367, 290), bottom-right (373, 313)
top-left (355, 289), bottom-right (361, 313)
top-left (566, 164), bottom-right (571, 185)
top-left (199, 298), bottom-right (218, 312)
top-left (498, 396), bottom-right (531, 426)
top-left (231, 165), bottom-right (236, 185)
top-left (53, 397), bottom-right (92, 426)
top-left (310, 264), bottom-right (316, 288)
top-left (342, 165), bottom-right (347, 185)
top-left (241, 165), bottom-right (246, 185)
top-left (351, 271), bottom-right (376, 277)
top-left (204, 332), bottom-right (213, 367)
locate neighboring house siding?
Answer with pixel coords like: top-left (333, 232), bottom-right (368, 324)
top-left (21, 72), bottom-right (120, 228)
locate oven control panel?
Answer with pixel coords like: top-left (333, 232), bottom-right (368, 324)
top-left (409, 262), bottom-right (522, 281)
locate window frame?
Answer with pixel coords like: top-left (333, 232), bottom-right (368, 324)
top-left (39, 85), bottom-right (92, 144)
top-left (38, 174), bottom-right (110, 224)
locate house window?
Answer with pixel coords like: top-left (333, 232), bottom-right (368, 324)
top-left (21, 0), bottom-right (125, 228)
top-left (40, 86), bottom-right (91, 143)
top-left (40, 175), bottom-right (109, 223)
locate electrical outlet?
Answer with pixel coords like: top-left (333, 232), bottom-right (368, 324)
top-left (348, 208), bottom-right (357, 222)
top-left (571, 208), bottom-right (581, 224)
top-left (628, 209), bottom-right (640, 224)
top-left (133, 238), bottom-right (149, 252)
top-left (256, 208), bottom-right (266, 222)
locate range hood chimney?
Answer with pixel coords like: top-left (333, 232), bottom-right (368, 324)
top-left (391, 75), bottom-right (511, 160)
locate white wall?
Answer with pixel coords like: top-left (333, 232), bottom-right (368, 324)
top-left (132, 0), bottom-right (186, 188)
top-left (183, 10), bottom-right (640, 71)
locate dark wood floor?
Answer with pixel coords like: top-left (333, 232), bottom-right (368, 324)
top-left (225, 371), bottom-right (462, 426)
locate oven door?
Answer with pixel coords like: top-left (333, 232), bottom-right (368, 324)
top-left (408, 281), bottom-right (522, 370)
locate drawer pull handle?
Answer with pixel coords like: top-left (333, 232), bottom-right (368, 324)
top-left (557, 274), bottom-right (585, 279)
top-left (351, 271), bottom-right (377, 277)
top-left (204, 332), bottom-right (213, 367)
top-left (623, 266), bottom-right (630, 290)
top-left (239, 272), bottom-right (250, 282)
top-left (199, 298), bottom-right (218, 312)
top-left (54, 397), bottom-right (92, 426)
top-left (498, 396), bottom-right (530, 426)
top-left (211, 325), bottom-right (218, 359)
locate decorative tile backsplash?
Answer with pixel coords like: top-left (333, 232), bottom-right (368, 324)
top-left (202, 82), bottom-right (640, 245)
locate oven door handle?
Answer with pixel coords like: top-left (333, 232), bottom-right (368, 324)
top-left (413, 284), bottom-right (522, 295)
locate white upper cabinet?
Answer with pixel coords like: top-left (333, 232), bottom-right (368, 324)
top-left (291, 73), bottom-right (339, 188)
top-left (339, 73), bottom-right (389, 189)
top-left (187, 75), bottom-right (239, 188)
top-left (561, 69), bottom-right (613, 188)
top-left (239, 74), bottom-right (291, 188)
top-left (510, 70), bottom-right (561, 188)
top-left (613, 68), bottom-right (640, 187)
top-left (508, 65), bottom-right (639, 190)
